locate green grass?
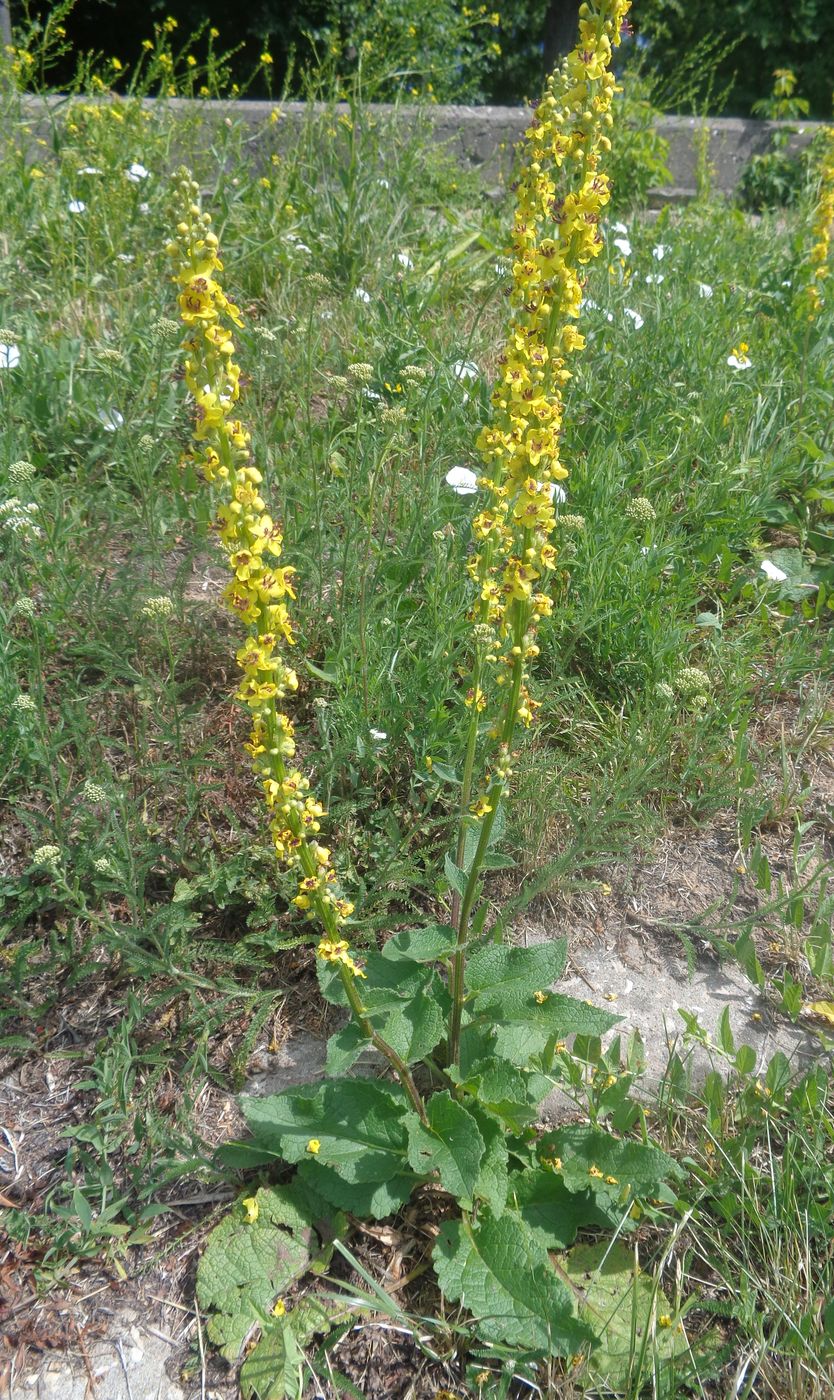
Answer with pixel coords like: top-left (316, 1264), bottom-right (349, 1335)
top-left (0, 44), bottom-right (833, 1400)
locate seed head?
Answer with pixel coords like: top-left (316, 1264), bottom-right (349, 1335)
top-left (625, 496), bottom-right (656, 523)
top-left (8, 460), bottom-right (36, 485)
top-left (674, 666), bottom-right (711, 699)
top-left (33, 844), bottom-right (61, 868)
top-left (346, 362), bottom-right (373, 383)
top-left (141, 595), bottom-right (175, 619)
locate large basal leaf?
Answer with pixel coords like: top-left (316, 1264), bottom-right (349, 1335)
top-left (513, 1168), bottom-right (621, 1250)
top-left (405, 1092), bottom-right (485, 1209)
top-left (298, 1159), bottom-right (417, 1220)
top-left (539, 1125), bottom-right (684, 1198)
top-left (243, 1079), bottom-right (410, 1184)
top-left (433, 1208), bottom-right (595, 1354)
top-left (197, 1183), bottom-right (338, 1362)
top-left (557, 1242), bottom-right (691, 1390)
top-left (465, 941), bottom-right (568, 1011)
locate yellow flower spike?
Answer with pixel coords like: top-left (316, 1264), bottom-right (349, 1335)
top-left (799, 126), bottom-right (834, 321)
top-left (167, 169), bottom-right (364, 979)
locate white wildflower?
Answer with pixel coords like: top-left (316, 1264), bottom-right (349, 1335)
top-left (445, 466), bottom-right (478, 495)
top-left (126, 162), bottom-right (150, 182)
top-left (624, 308), bottom-right (644, 329)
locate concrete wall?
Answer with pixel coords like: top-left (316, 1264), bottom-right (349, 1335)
top-left (24, 95), bottom-right (826, 199)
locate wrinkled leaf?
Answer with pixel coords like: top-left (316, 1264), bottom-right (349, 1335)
top-left (405, 1092), bottom-right (485, 1208)
top-left (558, 1242), bottom-right (691, 1389)
top-left (433, 1209), bottom-right (595, 1354)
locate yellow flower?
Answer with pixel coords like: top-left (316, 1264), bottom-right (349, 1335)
top-left (242, 1196), bottom-right (259, 1223)
top-left (307, 1139), bottom-right (321, 1155)
top-left (272, 1299), bottom-right (286, 1317)
top-left (260, 52), bottom-right (273, 65)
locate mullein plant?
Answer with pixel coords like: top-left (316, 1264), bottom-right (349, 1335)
top-left (174, 0), bottom-right (688, 1374)
top-left (165, 172), bottom-right (428, 1120)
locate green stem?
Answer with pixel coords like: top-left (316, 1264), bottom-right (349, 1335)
top-left (447, 609), bottom-right (528, 1071)
top-left (337, 965), bottom-right (427, 1123)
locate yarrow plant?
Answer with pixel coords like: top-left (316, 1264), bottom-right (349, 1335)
top-left (172, 1), bottom-right (691, 1379)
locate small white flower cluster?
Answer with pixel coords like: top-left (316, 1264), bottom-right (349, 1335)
top-left (675, 666), bottom-right (711, 702)
top-left (82, 779), bottom-right (108, 803)
top-left (141, 595), bottom-right (175, 619)
top-left (13, 692), bottom-right (37, 713)
top-left (93, 856), bottom-right (114, 875)
top-left (33, 844), bottom-right (61, 869)
top-left (284, 232), bottom-right (312, 255)
top-left (13, 596), bottom-right (36, 618)
top-left (0, 497), bottom-right (42, 539)
top-left (346, 362), bottom-right (373, 383)
top-left (150, 317), bottom-right (180, 345)
top-left (625, 496), bottom-right (656, 523)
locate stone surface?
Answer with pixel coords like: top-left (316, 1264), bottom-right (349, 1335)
top-left (22, 95), bottom-right (826, 196)
top-left (6, 1321), bottom-right (186, 1400)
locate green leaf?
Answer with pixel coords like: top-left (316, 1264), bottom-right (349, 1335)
top-left (465, 941), bottom-right (568, 1011)
top-left (325, 1022), bottom-right (368, 1076)
top-left (469, 1103), bottom-right (509, 1215)
top-left (243, 1080), bottom-right (410, 1183)
top-left (537, 1126), bottom-right (683, 1199)
top-left (513, 1169), bottom-right (619, 1249)
top-left (72, 1187), bottom-right (93, 1232)
top-left (444, 852), bottom-right (467, 897)
top-left (405, 1092), bottom-right (485, 1209)
top-left (240, 1320), bottom-right (302, 1400)
top-left (197, 1184), bottom-right (337, 1362)
top-left (381, 923), bottom-right (457, 963)
top-left (557, 1241), bottom-right (691, 1389)
top-left (318, 953), bottom-right (437, 1014)
top-left (298, 1160), bottom-right (417, 1220)
top-left (433, 1210), bottom-right (595, 1353)
top-left (490, 995), bottom-right (619, 1067)
top-left (457, 1056), bottom-right (551, 1129)
top-left (240, 1296), bottom-right (342, 1400)
top-left (379, 996), bottom-right (445, 1065)
top-left (429, 761), bottom-right (460, 785)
